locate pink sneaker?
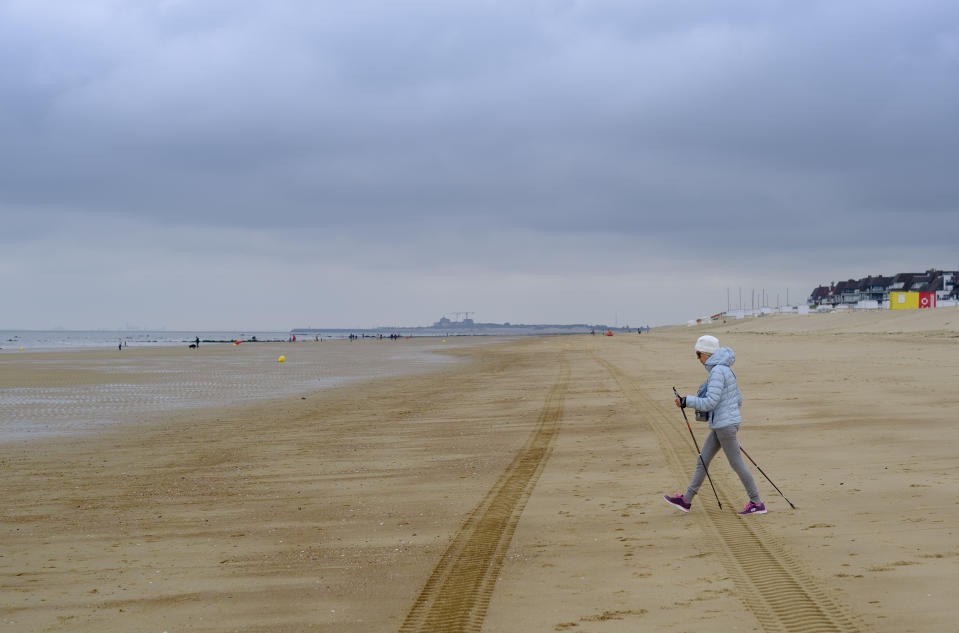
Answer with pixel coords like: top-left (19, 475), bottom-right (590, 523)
top-left (738, 502), bottom-right (766, 515)
top-left (664, 494), bottom-right (691, 512)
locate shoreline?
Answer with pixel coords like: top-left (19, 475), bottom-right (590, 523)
top-left (0, 328), bottom-right (623, 353)
top-left (6, 305), bottom-right (956, 353)
top-left (0, 329), bottom-right (295, 353)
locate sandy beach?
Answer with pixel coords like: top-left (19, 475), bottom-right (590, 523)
top-left (2, 311), bottom-right (958, 633)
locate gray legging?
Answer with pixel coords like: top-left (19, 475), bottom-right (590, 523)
top-left (685, 424), bottom-right (761, 505)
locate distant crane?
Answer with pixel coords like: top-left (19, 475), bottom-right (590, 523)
top-left (445, 312), bottom-right (475, 323)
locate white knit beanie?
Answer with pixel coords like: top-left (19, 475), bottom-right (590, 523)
top-left (694, 335), bottom-right (720, 354)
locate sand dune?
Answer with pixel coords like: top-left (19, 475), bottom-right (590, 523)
top-left (2, 311), bottom-right (957, 632)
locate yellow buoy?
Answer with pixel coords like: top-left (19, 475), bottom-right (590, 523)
top-left (442, 339), bottom-right (446, 343)
top-left (278, 355), bottom-right (286, 363)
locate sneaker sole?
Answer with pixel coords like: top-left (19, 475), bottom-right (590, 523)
top-left (663, 496), bottom-right (690, 513)
top-left (738, 509), bottom-right (767, 515)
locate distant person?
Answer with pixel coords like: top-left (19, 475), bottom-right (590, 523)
top-left (664, 335), bottom-right (766, 516)
top-left (195, 336), bottom-right (200, 348)
top-left (118, 340), bottom-right (122, 351)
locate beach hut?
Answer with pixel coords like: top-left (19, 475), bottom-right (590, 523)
top-left (890, 291), bottom-right (937, 310)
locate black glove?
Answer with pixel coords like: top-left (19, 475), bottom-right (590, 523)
top-left (679, 396), bottom-right (687, 408)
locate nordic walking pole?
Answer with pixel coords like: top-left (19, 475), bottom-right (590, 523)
top-left (739, 445), bottom-right (797, 509)
top-left (673, 387), bottom-right (722, 510)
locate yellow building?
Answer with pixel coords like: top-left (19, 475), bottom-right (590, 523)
top-left (890, 291), bottom-right (936, 309)
top-left (890, 291), bottom-right (919, 309)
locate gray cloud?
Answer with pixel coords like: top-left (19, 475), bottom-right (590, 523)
top-left (2, 1), bottom-right (958, 328)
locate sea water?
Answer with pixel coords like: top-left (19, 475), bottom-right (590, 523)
top-left (0, 330), bottom-right (295, 351)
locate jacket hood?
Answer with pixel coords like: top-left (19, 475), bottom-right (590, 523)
top-left (705, 346), bottom-right (735, 369)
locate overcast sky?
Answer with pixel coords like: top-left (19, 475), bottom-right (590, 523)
top-left (2, 1), bottom-right (957, 330)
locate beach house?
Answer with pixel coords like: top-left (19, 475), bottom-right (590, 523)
top-left (807, 269), bottom-right (959, 307)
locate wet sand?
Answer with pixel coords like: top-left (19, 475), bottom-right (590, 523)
top-left (0, 339), bottom-right (463, 441)
top-left (2, 312), bottom-right (958, 632)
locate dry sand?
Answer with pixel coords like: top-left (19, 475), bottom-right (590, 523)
top-left (2, 310), bottom-right (958, 633)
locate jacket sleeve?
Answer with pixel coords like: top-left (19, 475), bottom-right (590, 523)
top-left (685, 368), bottom-right (724, 412)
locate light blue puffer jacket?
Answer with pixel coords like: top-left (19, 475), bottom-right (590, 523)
top-left (685, 346), bottom-right (742, 430)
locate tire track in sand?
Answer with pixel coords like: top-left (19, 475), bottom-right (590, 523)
top-left (595, 355), bottom-right (866, 633)
top-left (399, 355), bottom-right (570, 633)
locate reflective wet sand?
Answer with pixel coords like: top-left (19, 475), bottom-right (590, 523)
top-left (0, 339), bottom-right (463, 441)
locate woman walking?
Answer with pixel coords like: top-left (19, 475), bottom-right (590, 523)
top-left (664, 335), bottom-right (766, 515)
